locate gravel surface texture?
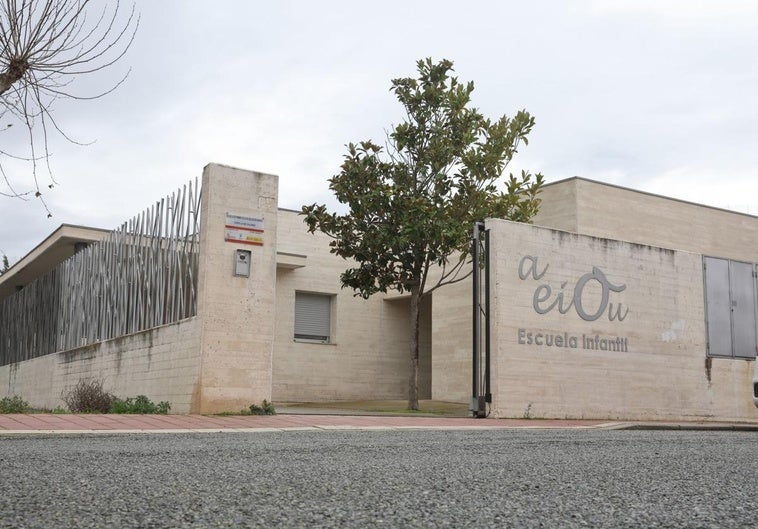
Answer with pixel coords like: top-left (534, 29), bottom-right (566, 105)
top-left (0, 429), bottom-right (756, 528)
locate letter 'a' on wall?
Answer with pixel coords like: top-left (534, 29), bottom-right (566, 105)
top-left (703, 257), bottom-right (758, 359)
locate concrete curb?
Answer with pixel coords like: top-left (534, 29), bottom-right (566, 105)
top-left (620, 423), bottom-right (758, 432)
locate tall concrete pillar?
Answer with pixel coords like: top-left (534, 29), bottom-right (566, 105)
top-left (193, 163), bottom-right (278, 413)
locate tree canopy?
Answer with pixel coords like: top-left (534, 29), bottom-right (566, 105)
top-left (302, 58), bottom-right (543, 409)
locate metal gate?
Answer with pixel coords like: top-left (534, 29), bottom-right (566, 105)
top-left (471, 222), bottom-right (491, 417)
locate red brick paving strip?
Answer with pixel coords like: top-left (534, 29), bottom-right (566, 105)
top-left (0, 414), bottom-right (609, 432)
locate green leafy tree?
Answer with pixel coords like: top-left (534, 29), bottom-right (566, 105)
top-left (302, 58), bottom-right (543, 410)
top-left (0, 253), bottom-right (9, 275)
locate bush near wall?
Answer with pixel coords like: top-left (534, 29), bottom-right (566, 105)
top-left (61, 378), bottom-right (171, 414)
top-left (248, 400), bottom-right (276, 415)
top-left (0, 395), bottom-right (30, 413)
top-left (110, 395), bottom-right (170, 414)
top-left (62, 379), bottom-right (114, 413)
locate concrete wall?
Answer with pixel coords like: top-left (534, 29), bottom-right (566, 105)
top-left (431, 279), bottom-right (471, 403)
top-left (194, 164), bottom-right (279, 413)
top-left (486, 218), bottom-right (758, 422)
top-left (434, 177), bottom-right (758, 409)
top-left (532, 178), bottom-right (580, 234)
top-left (1, 319), bottom-right (201, 412)
top-left (272, 209), bottom-right (430, 401)
top-left (536, 178), bottom-right (758, 263)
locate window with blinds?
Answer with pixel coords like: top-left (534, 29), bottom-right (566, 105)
top-left (294, 292), bottom-right (332, 343)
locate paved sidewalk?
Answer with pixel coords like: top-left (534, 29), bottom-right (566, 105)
top-left (1, 413), bottom-right (756, 435)
top-left (0, 413), bottom-right (616, 434)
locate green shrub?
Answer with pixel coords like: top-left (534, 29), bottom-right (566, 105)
top-left (0, 395), bottom-right (30, 413)
top-left (61, 378), bottom-right (114, 413)
top-left (248, 399), bottom-right (276, 415)
top-left (110, 395), bottom-right (170, 414)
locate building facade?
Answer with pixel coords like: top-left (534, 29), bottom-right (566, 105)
top-left (1, 165), bottom-right (756, 421)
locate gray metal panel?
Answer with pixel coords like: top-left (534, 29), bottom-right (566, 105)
top-left (704, 257), bottom-right (733, 357)
top-left (730, 261), bottom-right (758, 359)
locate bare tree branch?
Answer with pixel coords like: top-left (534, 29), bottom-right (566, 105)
top-left (0, 0), bottom-right (139, 211)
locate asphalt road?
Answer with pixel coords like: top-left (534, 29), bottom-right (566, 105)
top-left (0, 429), bottom-right (756, 528)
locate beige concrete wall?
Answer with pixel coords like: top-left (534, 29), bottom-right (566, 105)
top-left (537, 178), bottom-right (758, 263)
top-left (486, 218), bottom-right (758, 422)
top-left (272, 209), bottom-right (428, 401)
top-left (194, 164), bottom-right (279, 413)
top-left (431, 278), bottom-right (471, 403)
top-left (532, 178), bottom-right (579, 234)
top-left (0, 319), bottom-right (201, 412)
top-left (436, 178), bottom-right (758, 408)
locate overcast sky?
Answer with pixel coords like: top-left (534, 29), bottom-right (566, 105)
top-left (2, 0), bottom-right (757, 263)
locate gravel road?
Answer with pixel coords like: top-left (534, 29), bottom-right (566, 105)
top-left (1, 429), bottom-right (756, 528)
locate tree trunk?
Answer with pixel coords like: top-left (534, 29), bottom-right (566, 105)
top-left (408, 286), bottom-right (421, 411)
top-left (0, 60), bottom-right (28, 96)
top-left (0, 74), bottom-right (14, 96)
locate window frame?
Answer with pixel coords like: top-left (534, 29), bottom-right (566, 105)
top-left (293, 291), bottom-right (335, 344)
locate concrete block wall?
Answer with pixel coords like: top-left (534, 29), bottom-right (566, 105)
top-left (532, 178), bottom-right (580, 234)
top-left (536, 178), bottom-right (758, 263)
top-left (431, 279), bottom-right (471, 403)
top-left (486, 218), bottom-right (758, 422)
top-left (194, 164), bottom-right (279, 413)
top-left (1, 319), bottom-right (200, 412)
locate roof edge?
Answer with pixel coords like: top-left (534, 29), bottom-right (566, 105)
top-left (0, 223), bottom-right (110, 278)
